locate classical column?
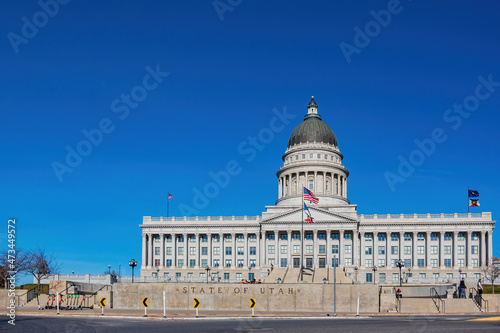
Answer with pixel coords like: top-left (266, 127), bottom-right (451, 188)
top-left (278, 178), bottom-right (282, 198)
top-left (194, 233), bottom-right (200, 268)
top-left (412, 232), bottom-right (418, 269)
top-left (480, 231), bottom-right (486, 267)
top-left (148, 234), bottom-right (154, 268)
top-left (353, 230), bottom-right (359, 267)
top-left (453, 231), bottom-right (459, 269)
top-left (142, 234), bottom-right (147, 269)
top-left (161, 234), bottom-right (165, 268)
top-left (326, 230), bottom-right (332, 267)
top-left (440, 232), bottom-right (445, 268)
top-left (243, 232), bottom-right (248, 268)
top-left (339, 230), bottom-right (345, 266)
top-left (287, 230), bottom-right (292, 268)
top-left (208, 233), bottom-right (212, 268)
top-left (466, 231), bottom-right (472, 268)
top-left (426, 233), bottom-right (431, 269)
top-left (360, 231), bottom-right (365, 268)
top-left (260, 231), bottom-right (265, 267)
top-left (255, 233), bottom-right (260, 268)
top-left (373, 232), bottom-right (378, 268)
top-left (488, 231), bottom-right (493, 265)
top-left (231, 232), bottom-right (236, 269)
top-left (312, 229), bottom-right (318, 268)
top-left (275, 231), bottom-right (280, 267)
top-left (219, 233), bottom-right (224, 267)
top-left (172, 233), bottom-right (177, 268)
top-left (344, 177), bottom-right (347, 197)
top-left (183, 233), bottom-right (188, 268)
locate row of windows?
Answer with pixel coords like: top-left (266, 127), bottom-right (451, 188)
top-left (159, 259), bottom-right (258, 268)
top-left (155, 234), bottom-right (258, 243)
top-left (363, 245), bottom-right (479, 255)
top-left (155, 246), bottom-right (258, 256)
top-left (286, 153), bottom-right (340, 163)
top-left (264, 232), bottom-right (481, 241)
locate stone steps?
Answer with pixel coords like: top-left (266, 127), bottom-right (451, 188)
top-left (445, 298), bottom-right (481, 313)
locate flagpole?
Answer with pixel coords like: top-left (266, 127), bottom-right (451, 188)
top-left (467, 186), bottom-right (469, 214)
top-left (301, 187), bottom-right (304, 282)
top-left (167, 193), bottom-right (170, 218)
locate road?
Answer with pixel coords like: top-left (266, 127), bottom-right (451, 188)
top-left (2, 314), bottom-right (499, 332)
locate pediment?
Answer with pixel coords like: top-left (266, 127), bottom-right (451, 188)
top-left (261, 206), bottom-right (358, 224)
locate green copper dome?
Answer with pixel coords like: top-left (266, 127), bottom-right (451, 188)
top-left (287, 97), bottom-right (338, 148)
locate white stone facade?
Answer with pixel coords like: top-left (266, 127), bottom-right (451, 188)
top-left (140, 98), bottom-right (495, 284)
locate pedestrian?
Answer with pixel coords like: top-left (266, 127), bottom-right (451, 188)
top-left (459, 278), bottom-right (467, 298)
top-left (396, 289), bottom-right (402, 299)
top-left (477, 279), bottom-right (484, 295)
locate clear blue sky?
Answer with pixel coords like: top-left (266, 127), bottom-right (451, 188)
top-left (1, 0), bottom-right (499, 281)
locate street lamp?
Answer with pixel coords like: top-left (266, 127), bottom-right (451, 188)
top-left (108, 265), bottom-right (111, 275)
top-left (156, 268), bottom-right (159, 281)
top-left (372, 266), bottom-right (378, 285)
top-left (354, 266), bottom-right (358, 283)
top-left (72, 271), bottom-right (74, 274)
top-left (205, 266), bottom-right (211, 283)
top-left (248, 266), bottom-right (252, 281)
top-left (396, 259), bottom-right (404, 287)
top-left (119, 264), bottom-right (121, 277)
top-left (129, 259), bottom-right (138, 283)
top-left (333, 255), bottom-right (337, 317)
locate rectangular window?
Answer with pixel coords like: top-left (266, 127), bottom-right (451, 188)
top-left (224, 273), bottom-right (230, 280)
top-left (318, 233), bottom-right (326, 240)
top-left (431, 233), bottom-right (438, 241)
top-left (391, 233), bottom-right (399, 241)
top-left (280, 258), bottom-right (287, 268)
top-left (302, 154), bottom-right (305, 159)
top-left (309, 179), bottom-right (314, 190)
top-left (365, 259), bottom-right (373, 267)
top-left (166, 259), bottom-right (172, 267)
top-left (431, 246), bottom-right (438, 255)
top-left (189, 259), bottom-right (195, 267)
top-left (345, 258), bottom-right (352, 265)
top-left (250, 247), bottom-right (256, 255)
top-left (392, 273), bottom-right (399, 282)
top-left (331, 233), bottom-right (339, 240)
top-left (201, 259), bottom-right (208, 267)
top-left (213, 259), bottom-right (220, 267)
top-left (178, 247), bottom-right (184, 255)
top-left (417, 233), bottom-right (425, 241)
top-left (458, 233), bottom-right (465, 241)
top-left (417, 259), bottom-right (425, 268)
top-left (431, 259), bottom-right (438, 267)
top-left (332, 257), bottom-right (339, 267)
top-left (268, 245), bottom-right (275, 254)
top-left (166, 235), bottom-right (172, 243)
top-left (446, 273), bottom-right (453, 280)
top-left (280, 233), bottom-right (288, 240)
top-left (378, 259), bottom-right (386, 267)
top-left (267, 233), bottom-right (275, 240)
top-left (345, 245), bottom-right (352, 254)
top-left (378, 246), bottom-right (385, 255)
top-left (237, 247), bottom-right (244, 255)
top-left (249, 234), bottom-right (257, 242)
top-left (317, 154), bottom-right (321, 158)
top-left (201, 235), bottom-right (208, 242)
top-left (281, 245), bottom-right (287, 254)
top-left (154, 236), bottom-right (160, 243)
top-left (249, 259), bottom-right (256, 267)
top-left (237, 235), bottom-right (244, 242)
top-left (190, 247), bottom-right (196, 255)
top-left (178, 235), bottom-right (184, 242)
top-left (471, 245), bottom-right (478, 254)
top-left (419, 273), bottom-right (426, 279)
top-left (236, 273), bottom-right (242, 280)
top-left (404, 233), bottom-right (412, 241)
top-left (404, 259), bottom-right (411, 268)
top-left (293, 233), bottom-right (300, 240)
top-left (365, 234), bottom-right (373, 241)
top-left (200, 247), bottom-right (207, 256)
top-left (309, 153), bottom-right (313, 159)
top-left (472, 259), bottom-right (479, 267)
top-left (225, 259), bottom-right (232, 267)
top-left (391, 259), bottom-right (398, 268)
top-left (166, 247), bottom-right (172, 255)
top-left (444, 259), bottom-right (451, 267)
top-left (344, 233), bottom-right (352, 240)
top-left (365, 246), bottom-right (372, 255)
top-left (190, 235), bottom-right (196, 242)
top-left (379, 273), bottom-right (386, 282)
top-left (306, 245), bottom-right (313, 254)
top-left (444, 246), bottom-right (451, 255)
top-left (417, 246), bottom-right (424, 255)
top-left (471, 233), bottom-right (479, 240)
top-left (213, 247), bottom-right (220, 255)
top-left (213, 235), bottom-right (220, 242)
top-left (177, 259), bottom-right (184, 267)
top-left (225, 235), bottom-right (232, 241)
top-left (404, 246), bottom-right (411, 255)
top-left (319, 245), bottom-right (326, 254)
top-left (154, 259), bottom-right (160, 267)
top-left (268, 258), bottom-right (275, 266)
top-left (305, 233), bottom-right (313, 240)
top-left (332, 245), bottom-right (339, 254)
top-left (433, 273), bottom-right (439, 279)
top-left (366, 273), bottom-right (373, 283)
top-left (391, 246), bottom-right (398, 255)
top-left (155, 247), bottom-right (160, 255)
top-left (444, 233), bottom-right (452, 241)
top-left (458, 259), bottom-right (465, 267)
top-left (378, 233), bottom-right (386, 241)
top-left (458, 245), bottom-right (464, 254)
top-left (293, 245), bottom-right (300, 254)
top-left (225, 247), bottom-right (232, 255)
top-left (237, 259), bottom-right (244, 267)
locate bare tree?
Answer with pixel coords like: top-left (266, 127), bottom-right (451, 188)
top-left (0, 249), bottom-right (28, 289)
top-left (25, 248), bottom-right (61, 292)
top-left (483, 260), bottom-right (500, 294)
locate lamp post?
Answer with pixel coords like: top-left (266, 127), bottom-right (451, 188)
top-left (354, 266), bottom-right (358, 283)
top-left (119, 264), bottom-right (121, 277)
top-left (129, 259), bottom-right (137, 283)
top-left (248, 266), bottom-right (252, 281)
top-left (459, 268), bottom-right (462, 281)
top-left (205, 266), bottom-right (211, 283)
top-left (333, 255), bottom-right (337, 317)
top-left (396, 259), bottom-right (404, 287)
top-left (156, 268), bottom-right (159, 281)
top-left (108, 265), bottom-right (111, 275)
top-left (372, 266), bottom-right (378, 285)
top-left (72, 271), bottom-right (74, 274)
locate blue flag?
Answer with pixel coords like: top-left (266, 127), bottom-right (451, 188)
top-left (468, 190), bottom-right (479, 198)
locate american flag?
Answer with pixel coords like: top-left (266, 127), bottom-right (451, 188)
top-left (303, 187), bottom-right (319, 204)
top-left (168, 193), bottom-right (173, 200)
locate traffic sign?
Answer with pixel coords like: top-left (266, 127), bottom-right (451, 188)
top-left (193, 298), bottom-right (200, 308)
top-left (249, 298), bottom-right (256, 308)
top-left (142, 297), bottom-right (149, 308)
top-left (99, 298), bottom-right (106, 307)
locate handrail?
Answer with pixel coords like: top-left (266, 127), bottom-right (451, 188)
top-left (86, 284), bottom-right (112, 307)
top-left (470, 287), bottom-right (488, 312)
top-left (430, 287), bottom-right (445, 313)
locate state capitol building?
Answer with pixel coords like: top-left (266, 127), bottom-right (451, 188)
top-left (140, 98), bottom-right (495, 284)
